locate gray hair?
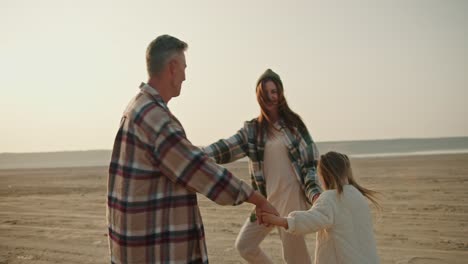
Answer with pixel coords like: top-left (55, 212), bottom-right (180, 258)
top-left (146, 35), bottom-right (188, 77)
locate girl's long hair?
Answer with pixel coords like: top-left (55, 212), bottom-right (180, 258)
top-left (256, 78), bottom-right (306, 135)
top-left (318, 151), bottom-right (381, 209)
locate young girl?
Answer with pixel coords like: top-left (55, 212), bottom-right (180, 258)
top-left (262, 151), bottom-right (380, 264)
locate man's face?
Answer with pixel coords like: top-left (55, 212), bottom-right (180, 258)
top-left (171, 52), bottom-right (186, 97)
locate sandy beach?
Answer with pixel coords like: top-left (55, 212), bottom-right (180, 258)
top-left (1, 154), bottom-right (467, 264)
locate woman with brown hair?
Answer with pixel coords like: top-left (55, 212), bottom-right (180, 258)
top-left (261, 151), bottom-right (380, 263)
top-left (203, 69), bottom-right (321, 263)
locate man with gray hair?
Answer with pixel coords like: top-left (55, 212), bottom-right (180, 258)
top-left (107, 34), bottom-right (278, 263)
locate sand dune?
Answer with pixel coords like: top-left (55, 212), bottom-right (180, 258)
top-left (1, 154), bottom-right (467, 263)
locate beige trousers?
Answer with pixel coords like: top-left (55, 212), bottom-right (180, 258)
top-left (235, 217), bottom-right (312, 264)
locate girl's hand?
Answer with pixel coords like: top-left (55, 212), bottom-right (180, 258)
top-left (261, 212), bottom-right (288, 229)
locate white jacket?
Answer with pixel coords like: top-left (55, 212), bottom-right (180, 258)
top-left (286, 185), bottom-right (379, 264)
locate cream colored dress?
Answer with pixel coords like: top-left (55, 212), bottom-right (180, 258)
top-left (264, 128), bottom-right (310, 216)
top-left (235, 127), bottom-right (312, 264)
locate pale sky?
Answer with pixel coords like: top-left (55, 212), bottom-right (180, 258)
top-left (1, 0), bottom-right (467, 153)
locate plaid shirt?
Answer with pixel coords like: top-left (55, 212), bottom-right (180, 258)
top-left (202, 119), bottom-right (322, 208)
top-left (107, 83), bottom-right (254, 264)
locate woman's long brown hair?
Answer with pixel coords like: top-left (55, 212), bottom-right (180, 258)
top-left (256, 78), bottom-right (306, 135)
top-left (319, 151), bottom-right (381, 209)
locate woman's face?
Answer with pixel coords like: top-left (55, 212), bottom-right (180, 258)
top-left (262, 80), bottom-right (279, 114)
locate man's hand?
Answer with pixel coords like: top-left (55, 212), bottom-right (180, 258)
top-left (255, 199), bottom-right (279, 225)
top-left (248, 191), bottom-right (279, 225)
top-left (261, 212), bottom-right (288, 229)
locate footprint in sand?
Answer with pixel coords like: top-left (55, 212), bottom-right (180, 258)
top-left (407, 257), bottom-right (448, 264)
top-left (17, 255), bottom-right (33, 260)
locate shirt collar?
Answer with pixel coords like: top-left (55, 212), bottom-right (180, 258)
top-left (139, 82), bottom-right (170, 112)
top-left (274, 119), bottom-right (286, 130)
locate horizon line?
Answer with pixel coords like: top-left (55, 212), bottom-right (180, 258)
top-left (2, 135), bottom-right (468, 155)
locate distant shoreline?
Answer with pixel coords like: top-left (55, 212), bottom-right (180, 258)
top-left (2, 136), bottom-right (468, 155)
top-left (1, 152), bottom-right (468, 171)
top-left (1, 137), bottom-right (468, 170)
top-left (350, 149), bottom-right (468, 158)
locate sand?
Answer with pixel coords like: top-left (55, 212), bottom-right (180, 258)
top-left (1, 154), bottom-right (467, 263)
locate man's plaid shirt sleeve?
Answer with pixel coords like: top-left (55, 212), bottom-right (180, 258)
top-left (152, 118), bottom-right (253, 205)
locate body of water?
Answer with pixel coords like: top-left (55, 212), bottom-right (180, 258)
top-left (1, 137), bottom-right (467, 169)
